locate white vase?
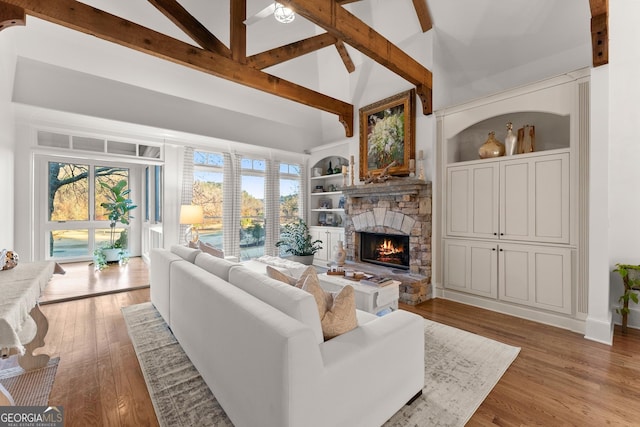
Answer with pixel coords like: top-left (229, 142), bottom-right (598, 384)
top-left (505, 122), bottom-right (517, 156)
top-left (334, 241), bottom-right (346, 266)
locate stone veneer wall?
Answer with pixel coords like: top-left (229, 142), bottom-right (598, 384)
top-left (341, 179), bottom-right (432, 305)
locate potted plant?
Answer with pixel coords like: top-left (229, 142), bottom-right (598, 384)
top-left (613, 263), bottom-right (640, 333)
top-left (275, 219), bottom-right (322, 265)
top-left (98, 179), bottom-right (137, 264)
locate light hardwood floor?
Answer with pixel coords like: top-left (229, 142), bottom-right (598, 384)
top-left (15, 267), bottom-right (640, 426)
top-left (40, 257), bottom-right (149, 304)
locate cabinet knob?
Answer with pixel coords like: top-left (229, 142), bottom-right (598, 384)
top-left (499, 248), bottom-right (503, 252)
top-left (493, 232), bottom-right (497, 236)
top-left (500, 233), bottom-right (504, 236)
top-left (492, 248), bottom-right (496, 251)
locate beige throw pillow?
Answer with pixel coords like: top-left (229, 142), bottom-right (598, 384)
top-left (266, 265), bottom-right (297, 286)
top-left (198, 241), bottom-right (224, 258)
top-left (266, 265), bottom-right (318, 289)
top-left (302, 275), bottom-right (357, 340)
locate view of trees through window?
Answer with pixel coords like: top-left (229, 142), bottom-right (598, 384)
top-left (192, 151), bottom-right (301, 260)
top-left (48, 161), bottom-right (129, 258)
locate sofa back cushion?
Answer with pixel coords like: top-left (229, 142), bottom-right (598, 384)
top-left (228, 266), bottom-right (324, 344)
top-left (170, 244), bottom-right (201, 263)
top-left (194, 252), bottom-right (237, 282)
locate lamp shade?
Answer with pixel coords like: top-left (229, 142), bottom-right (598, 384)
top-left (179, 205), bottom-right (204, 225)
top-left (274, 2), bottom-right (295, 23)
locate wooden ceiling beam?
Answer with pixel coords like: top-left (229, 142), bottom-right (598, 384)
top-left (0, 1), bottom-right (25, 31)
top-left (589, 0), bottom-right (608, 66)
top-left (230, 0), bottom-right (246, 63)
top-left (247, 32), bottom-right (337, 70)
top-left (280, 0), bottom-right (433, 115)
top-left (334, 40), bottom-right (355, 73)
top-left (147, 0), bottom-right (230, 58)
top-left (4, 0), bottom-right (354, 136)
top-left (412, 0), bottom-right (432, 33)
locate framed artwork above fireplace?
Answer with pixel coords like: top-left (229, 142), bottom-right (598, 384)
top-left (359, 89), bottom-right (416, 180)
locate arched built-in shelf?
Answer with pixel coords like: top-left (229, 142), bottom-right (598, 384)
top-left (446, 111), bottom-right (570, 164)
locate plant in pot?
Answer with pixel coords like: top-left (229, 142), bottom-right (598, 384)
top-left (96, 179), bottom-right (137, 268)
top-left (275, 219), bottom-right (322, 265)
top-left (613, 263), bottom-right (640, 333)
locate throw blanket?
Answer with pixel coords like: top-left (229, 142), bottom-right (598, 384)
top-left (0, 261), bottom-right (55, 353)
top-left (254, 256), bottom-right (310, 279)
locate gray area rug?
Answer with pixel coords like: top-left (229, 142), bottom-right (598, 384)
top-left (0, 357), bottom-right (59, 406)
top-left (123, 302), bottom-right (520, 427)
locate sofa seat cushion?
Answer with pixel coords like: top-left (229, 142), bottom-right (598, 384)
top-left (170, 244), bottom-right (201, 263)
top-left (228, 266), bottom-right (324, 344)
top-left (194, 253), bottom-right (237, 282)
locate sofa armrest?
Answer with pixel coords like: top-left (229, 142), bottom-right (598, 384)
top-left (305, 310), bottom-right (425, 427)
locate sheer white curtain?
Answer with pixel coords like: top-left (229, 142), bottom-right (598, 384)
top-left (299, 160), bottom-right (309, 225)
top-left (223, 152), bottom-right (241, 259)
top-left (179, 147), bottom-right (194, 243)
top-left (264, 159), bottom-right (280, 256)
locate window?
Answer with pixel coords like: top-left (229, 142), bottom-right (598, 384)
top-left (279, 162), bottom-right (300, 226)
top-left (46, 161), bottom-right (132, 259)
top-left (240, 157), bottom-right (266, 260)
top-left (192, 152), bottom-right (224, 249)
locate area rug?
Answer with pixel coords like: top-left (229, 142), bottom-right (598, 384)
top-left (0, 357), bottom-right (59, 406)
top-left (123, 302), bottom-right (520, 427)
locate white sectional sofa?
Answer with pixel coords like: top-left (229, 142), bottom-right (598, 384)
top-left (150, 245), bottom-right (425, 427)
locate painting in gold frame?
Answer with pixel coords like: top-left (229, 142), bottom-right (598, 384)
top-left (359, 89), bottom-right (415, 180)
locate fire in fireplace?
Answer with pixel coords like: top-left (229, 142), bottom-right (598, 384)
top-left (360, 232), bottom-right (410, 270)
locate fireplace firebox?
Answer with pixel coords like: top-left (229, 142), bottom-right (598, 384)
top-left (359, 232), bottom-right (410, 270)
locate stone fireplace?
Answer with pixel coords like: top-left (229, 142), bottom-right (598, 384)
top-left (359, 232), bottom-right (410, 270)
top-left (341, 179), bottom-right (432, 305)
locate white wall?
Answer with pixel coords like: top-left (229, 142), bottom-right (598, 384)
top-left (0, 33), bottom-right (16, 250)
top-left (606, 0), bottom-right (640, 332)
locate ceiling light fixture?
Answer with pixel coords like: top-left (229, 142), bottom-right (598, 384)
top-left (273, 2), bottom-right (295, 24)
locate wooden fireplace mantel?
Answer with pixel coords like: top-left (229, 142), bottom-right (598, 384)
top-left (341, 178), bottom-right (431, 198)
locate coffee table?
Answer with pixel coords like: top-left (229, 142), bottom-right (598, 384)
top-left (319, 273), bottom-right (399, 315)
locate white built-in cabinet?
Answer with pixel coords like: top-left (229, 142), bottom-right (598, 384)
top-left (438, 70), bottom-right (590, 324)
top-left (309, 226), bottom-right (345, 266)
top-left (444, 151), bottom-right (573, 315)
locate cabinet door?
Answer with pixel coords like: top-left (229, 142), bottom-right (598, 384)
top-left (500, 153), bottom-right (569, 243)
top-left (446, 163), bottom-right (499, 239)
top-left (326, 228), bottom-right (345, 262)
top-left (443, 239), bottom-right (498, 298)
top-left (309, 226), bottom-right (329, 263)
top-left (498, 243), bottom-right (572, 314)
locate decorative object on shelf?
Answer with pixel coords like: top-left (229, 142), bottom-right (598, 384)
top-left (318, 211), bottom-right (327, 226)
top-left (364, 160), bottom-right (397, 184)
top-left (275, 219), bottom-right (322, 265)
top-left (418, 149), bottom-right (425, 181)
top-left (504, 122), bottom-right (517, 156)
top-left (313, 167), bottom-right (323, 177)
top-left (478, 131), bottom-right (505, 159)
top-left (333, 163), bottom-right (341, 174)
top-left (338, 196), bottom-right (346, 209)
top-left (360, 89), bottom-right (415, 179)
top-left (334, 240), bottom-right (346, 266)
top-left (326, 213), bottom-right (334, 225)
top-left (613, 264), bottom-right (640, 334)
top-left (350, 155), bottom-right (355, 186)
top-left (327, 160), bottom-right (333, 175)
top-left (517, 124), bottom-right (535, 153)
top-left (313, 185), bottom-right (324, 193)
top-left (0, 249), bottom-right (18, 271)
top-left (342, 165), bottom-right (348, 187)
top-left (179, 204), bottom-right (204, 244)
top-left (98, 179), bottom-right (138, 264)
top-left (319, 198), bottom-right (332, 209)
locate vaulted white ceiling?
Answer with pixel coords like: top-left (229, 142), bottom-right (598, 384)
top-left (6, 0), bottom-right (592, 152)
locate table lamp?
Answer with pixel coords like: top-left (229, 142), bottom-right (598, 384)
top-left (179, 205), bottom-right (204, 244)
